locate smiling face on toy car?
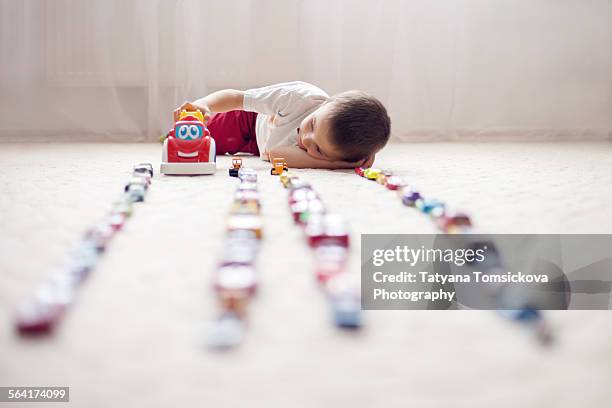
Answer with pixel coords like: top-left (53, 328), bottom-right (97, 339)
top-left (169, 117), bottom-right (210, 159)
top-left (174, 122), bottom-right (205, 156)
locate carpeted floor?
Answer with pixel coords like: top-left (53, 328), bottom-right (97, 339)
top-left (1, 142), bottom-right (612, 407)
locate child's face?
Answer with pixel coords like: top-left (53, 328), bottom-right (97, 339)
top-left (296, 102), bottom-right (344, 161)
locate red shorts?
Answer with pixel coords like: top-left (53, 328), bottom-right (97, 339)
top-left (207, 110), bottom-right (259, 156)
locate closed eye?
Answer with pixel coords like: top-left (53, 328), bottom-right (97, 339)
top-left (315, 145), bottom-right (327, 158)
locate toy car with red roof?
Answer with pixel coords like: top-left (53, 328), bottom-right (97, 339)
top-left (385, 176), bottom-right (405, 191)
top-left (437, 212), bottom-right (472, 233)
top-left (161, 110), bottom-right (216, 175)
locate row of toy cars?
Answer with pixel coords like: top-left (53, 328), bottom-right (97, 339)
top-left (15, 163), bottom-right (154, 335)
top-left (355, 166), bottom-right (552, 345)
top-left (355, 167), bottom-right (472, 233)
top-left (278, 170), bottom-right (362, 329)
top-left (207, 166), bottom-right (261, 349)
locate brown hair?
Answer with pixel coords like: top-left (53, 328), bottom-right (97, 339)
top-left (327, 91), bottom-right (391, 162)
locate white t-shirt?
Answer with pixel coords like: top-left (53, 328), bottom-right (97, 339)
top-left (243, 81), bottom-right (329, 159)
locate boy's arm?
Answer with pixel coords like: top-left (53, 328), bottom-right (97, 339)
top-left (193, 89), bottom-right (244, 113)
top-left (174, 89), bottom-right (244, 120)
top-left (268, 145), bottom-right (370, 169)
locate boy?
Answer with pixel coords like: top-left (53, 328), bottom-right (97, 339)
top-left (174, 81), bottom-right (390, 169)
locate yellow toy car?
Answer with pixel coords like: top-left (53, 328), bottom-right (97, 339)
top-left (270, 157), bottom-right (288, 175)
top-left (376, 171), bottom-right (392, 185)
top-left (363, 168), bottom-right (381, 180)
top-left (280, 172), bottom-right (299, 188)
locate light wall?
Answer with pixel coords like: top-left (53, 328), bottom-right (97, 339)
top-left (0, 0), bottom-right (611, 141)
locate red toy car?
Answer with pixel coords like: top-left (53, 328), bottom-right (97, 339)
top-left (16, 272), bottom-right (76, 335)
top-left (161, 110), bottom-right (216, 175)
top-left (305, 213), bottom-right (350, 247)
top-left (314, 244), bottom-right (348, 283)
top-left (106, 212), bottom-right (127, 231)
top-left (15, 298), bottom-right (65, 334)
top-left (437, 212), bottom-right (472, 233)
top-left (385, 176), bottom-right (405, 191)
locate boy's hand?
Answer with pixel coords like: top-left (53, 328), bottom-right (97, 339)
top-left (315, 154), bottom-right (374, 170)
top-left (357, 154), bottom-right (375, 168)
top-left (334, 154), bottom-right (375, 169)
top-left (268, 145), bottom-right (376, 170)
top-left (174, 101), bottom-right (211, 123)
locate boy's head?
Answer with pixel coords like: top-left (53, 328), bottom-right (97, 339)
top-left (296, 91), bottom-right (391, 162)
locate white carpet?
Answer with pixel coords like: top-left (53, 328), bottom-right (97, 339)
top-left (1, 142), bottom-right (612, 407)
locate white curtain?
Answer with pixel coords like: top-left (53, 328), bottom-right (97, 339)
top-left (1, 0), bottom-right (611, 142)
